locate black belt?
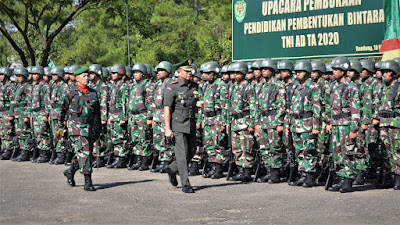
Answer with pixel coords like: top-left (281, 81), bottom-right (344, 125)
top-left (205, 110), bottom-right (222, 117)
top-left (110, 108), bottom-right (123, 113)
top-left (380, 111), bottom-right (400, 118)
top-left (232, 111), bottom-right (250, 119)
top-left (293, 112), bottom-right (313, 119)
top-left (14, 103), bottom-right (26, 108)
top-left (31, 107), bottom-right (44, 112)
top-left (51, 103), bottom-right (62, 108)
top-left (0, 107), bottom-right (10, 112)
top-left (333, 112), bottom-right (351, 120)
top-left (262, 110), bottom-right (277, 117)
top-left (69, 115), bottom-right (93, 124)
top-left (131, 109), bottom-right (147, 115)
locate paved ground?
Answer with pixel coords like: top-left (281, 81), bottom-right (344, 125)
top-left (0, 160), bottom-right (399, 225)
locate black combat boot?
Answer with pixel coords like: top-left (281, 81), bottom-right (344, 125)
top-left (230, 167), bottom-right (244, 181)
top-left (182, 185), bottom-right (195, 193)
top-left (353, 172), bottom-right (365, 185)
top-left (151, 161), bottom-right (164, 173)
top-left (11, 148), bottom-right (21, 161)
top-left (290, 172), bottom-right (306, 186)
top-left (84, 174), bottom-right (96, 191)
top-left (63, 166), bottom-right (77, 187)
top-left (166, 165), bottom-right (178, 187)
top-left (203, 163), bottom-right (215, 178)
top-left (211, 163), bottom-right (224, 179)
top-left (36, 150), bottom-right (50, 163)
top-left (138, 156), bottom-right (149, 171)
top-left (114, 157), bottom-right (127, 168)
top-left (53, 152), bottom-right (66, 165)
top-left (188, 161), bottom-right (200, 176)
top-left (242, 168), bottom-right (252, 182)
top-left (302, 172), bottom-right (315, 188)
top-left (377, 172), bottom-right (394, 189)
top-left (17, 150), bottom-right (30, 162)
top-left (328, 176), bottom-right (345, 192)
top-left (258, 167), bottom-right (271, 183)
top-left (107, 156), bottom-right (119, 168)
top-left (0, 149), bottom-right (12, 160)
top-left (268, 168), bottom-right (281, 183)
top-left (339, 178), bottom-right (354, 193)
top-left (394, 174), bottom-right (400, 190)
top-left (64, 151), bottom-right (73, 166)
top-left (127, 155), bottom-right (141, 170)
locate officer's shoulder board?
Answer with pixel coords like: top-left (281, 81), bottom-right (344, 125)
top-left (170, 80), bottom-right (178, 85)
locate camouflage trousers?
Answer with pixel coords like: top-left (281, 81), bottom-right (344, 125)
top-left (354, 129), bottom-right (369, 173)
top-left (191, 128), bottom-right (203, 163)
top-left (0, 114), bottom-right (14, 151)
top-left (380, 127), bottom-right (400, 175)
top-left (232, 129), bottom-right (254, 168)
top-left (93, 124), bottom-right (107, 157)
top-left (259, 128), bottom-right (282, 169)
top-left (109, 121), bottom-right (128, 157)
top-left (50, 120), bottom-right (65, 153)
top-left (332, 125), bottom-right (358, 179)
top-left (15, 117), bottom-right (34, 151)
top-left (129, 114), bottom-right (151, 157)
top-left (293, 132), bottom-right (319, 173)
top-left (203, 123), bottom-right (226, 164)
top-left (70, 134), bottom-right (93, 174)
top-left (153, 121), bottom-right (173, 162)
top-left (31, 112), bottom-right (51, 151)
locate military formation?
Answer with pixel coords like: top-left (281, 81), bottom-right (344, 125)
top-left (1, 56), bottom-right (400, 193)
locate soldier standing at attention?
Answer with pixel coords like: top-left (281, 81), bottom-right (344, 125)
top-left (0, 67), bottom-right (15, 160)
top-left (164, 60), bottom-right (199, 193)
top-left (63, 67), bottom-right (100, 191)
top-left (326, 56), bottom-right (361, 193)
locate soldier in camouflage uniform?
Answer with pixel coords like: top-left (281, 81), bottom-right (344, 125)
top-left (255, 59), bottom-right (286, 183)
top-left (326, 56), bottom-right (362, 193)
top-left (287, 60), bottom-right (322, 187)
top-left (62, 67), bottom-right (100, 191)
top-left (8, 67), bottom-right (34, 161)
top-left (198, 61), bottom-right (228, 179)
top-left (126, 63), bottom-right (152, 171)
top-left (106, 64), bottom-right (129, 168)
top-left (148, 61), bottom-right (174, 173)
top-left (66, 65), bottom-right (81, 88)
top-left (0, 67), bottom-right (15, 160)
top-left (29, 66), bottom-right (52, 163)
top-left (373, 60), bottom-right (400, 190)
top-left (48, 67), bottom-right (69, 165)
top-left (227, 62), bottom-right (256, 182)
top-left (88, 64), bottom-right (109, 167)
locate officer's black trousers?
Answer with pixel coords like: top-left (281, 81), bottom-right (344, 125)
top-left (170, 131), bottom-right (196, 188)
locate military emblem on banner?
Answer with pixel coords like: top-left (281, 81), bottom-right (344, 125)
top-left (234, 0), bottom-right (246, 23)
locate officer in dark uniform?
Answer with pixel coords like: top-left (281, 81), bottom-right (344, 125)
top-left (164, 59), bottom-right (199, 193)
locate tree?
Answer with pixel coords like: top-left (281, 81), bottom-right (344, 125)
top-left (0, 0), bottom-right (113, 66)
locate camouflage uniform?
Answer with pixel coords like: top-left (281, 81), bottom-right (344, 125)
top-left (0, 80), bottom-right (15, 156)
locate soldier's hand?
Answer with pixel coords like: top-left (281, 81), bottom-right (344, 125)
top-left (255, 125), bottom-right (261, 137)
top-left (326, 124), bottom-right (332, 134)
top-left (23, 117), bottom-right (29, 123)
top-left (43, 116), bottom-right (48, 122)
top-left (196, 101), bottom-right (204, 108)
top-left (220, 125), bottom-right (225, 132)
top-left (101, 120), bottom-right (107, 125)
top-left (165, 129), bottom-right (174, 138)
top-left (372, 119), bottom-right (380, 126)
top-left (248, 127), bottom-right (254, 132)
top-left (196, 124), bottom-right (201, 129)
top-left (312, 129), bottom-right (320, 135)
top-left (361, 124), bottom-right (368, 130)
top-left (147, 120), bottom-right (153, 126)
top-left (108, 119), bottom-right (111, 124)
top-left (119, 121), bottom-right (126, 126)
top-left (276, 125), bottom-right (284, 133)
top-left (8, 116), bottom-right (14, 121)
top-left (349, 131), bottom-right (357, 140)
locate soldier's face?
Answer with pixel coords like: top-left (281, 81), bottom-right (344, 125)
top-left (332, 68), bottom-right (344, 80)
top-left (28, 74), bottom-right (32, 81)
top-left (52, 75), bottom-right (59, 81)
top-left (375, 70), bottom-right (382, 78)
top-left (157, 69), bottom-right (168, 80)
top-left (203, 72), bottom-right (214, 81)
top-left (111, 72), bottom-right (119, 81)
top-left (360, 69), bottom-right (369, 79)
top-left (253, 69), bottom-right (261, 78)
top-left (89, 72), bottom-right (96, 80)
top-left (296, 71), bottom-right (307, 80)
top-left (76, 72), bottom-right (89, 86)
top-left (70, 75), bottom-right (76, 81)
top-left (347, 70), bottom-right (356, 79)
top-left (16, 75), bottom-right (25, 83)
top-left (311, 71), bottom-right (320, 80)
top-left (221, 73), bottom-right (229, 81)
top-left (178, 69), bottom-right (192, 82)
top-left (246, 72), bottom-right (254, 80)
top-left (234, 72), bottom-right (243, 82)
top-left (134, 71), bottom-right (143, 81)
top-left (0, 74), bottom-right (4, 82)
top-left (32, 73), bottom-right (41, 81)
top-left (43, 76), bottom-right (49, 81)
top-left (261, 68), bottom-right (273, 78)
top-left (382, 70), bottom-right (394, 82)
top-left (230, 73), bottom-right (235, 80)
top-left (280, 69), bottom-right (290, 79)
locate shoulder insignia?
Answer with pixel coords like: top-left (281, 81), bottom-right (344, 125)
top-left (313, 95), bottom-right (319, 101)
top-left (167, 87), bottom-right (172, 90)
top-left (170, 81), bottom-right (178, 84)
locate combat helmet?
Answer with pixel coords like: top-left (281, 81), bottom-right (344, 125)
top-left (331, 56), bottom-right (351, 71)
top-left (349, 60), bottom-right (362, 74)
top-left (381, 60), bottom-right (400, 74)
top-left (360, 59), bottom-right (375, 73)
top-left (0, 67), bottom-right (13, 77)
top-left (156, 61), bottom-right (173, 74)
top-left (111, 64), bottom-right (126, 75)
top-left (278, 60), bottom-right (294, 72)
top-left (89, 64), bottom-right (103, 76)
top-left (132, 63), bottom-right (147, 74)
top-left (311, 60), bottom-right (326, 73)
top-left (294, 60), bottom-right (312, 74)
top-left (51, 67), bottom-right (65, 78)
top-left (260, 59), bottom-right (278, 72)
top-left (13, 67), bottom-right (29, 77)
top-left (31, 66), bottom-right (44, 75)
top-left (229, 62), bottom-right (248, 75)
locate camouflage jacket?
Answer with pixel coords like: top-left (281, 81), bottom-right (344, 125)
top-left (108, 81), bottom-right (129, 122)
top-left (255, 77), bottom-right (286, 129)
top-left (50, 81), bottom-right (69, 121)
top-left (314, 78), bottom-right (330, 123)
top-left (127, 79), bottom-right (151, 119)
top-left (61, 85), bottom-right (100, 139)
top-left (326, 77), bottom-right (361, 132)
top-left (289, 78), bottom-right (321, 133)
top-left (0, 80), bottom-right (15, 115)
top-left (228, 80), bottom-right (256, 131)
top-left (29, 80), bottom-right (51, 117)
top-left (10, 82), bottom-right (31, 118)
top-left (148, 78), bottom-right (171, 123)
top-left (90, 79), bottom-right (109, 122)
top-left (199, 79), bottom-right (228, 127)
top-left (374, 80), bottom-right (400, 128)
top-left (357, 78), bottom-right (373, 125)
top-left (284, 78), bottom-right (298, 125)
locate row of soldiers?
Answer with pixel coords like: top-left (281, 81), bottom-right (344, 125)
top-left (1, 56), bottom-right (400, 193)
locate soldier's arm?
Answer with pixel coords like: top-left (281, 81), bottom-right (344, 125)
top-left (120, 85), bottom-right (129, 122)
top-left (43, 85), bottom-right (51, 117)
top-left (276, 83), bottom-right (286, 125)
top-left (349, 87), bottom-right (361, 133)
top-left (100, 84), bottom-right (108, 122)
top-left (311, 85), bottom-right (322, 131)
top-left (247, 85), bottom-right (256, 129)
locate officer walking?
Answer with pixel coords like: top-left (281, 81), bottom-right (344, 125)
top-left (164, 60), bottom-right (199, 193)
